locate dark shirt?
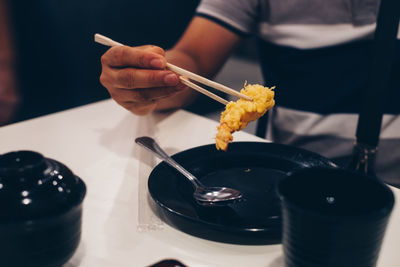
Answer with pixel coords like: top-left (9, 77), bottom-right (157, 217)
top-left (258, 39), bottom-right (400, 114)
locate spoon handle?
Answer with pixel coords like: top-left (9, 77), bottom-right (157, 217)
top-left (135, 137), bottom-right (203, 188)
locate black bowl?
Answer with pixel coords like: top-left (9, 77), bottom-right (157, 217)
top-left (0, 150), bottom-right (86, 267)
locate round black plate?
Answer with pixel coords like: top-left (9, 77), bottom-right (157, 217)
top-left (148, 142), bottom-right (336, 245)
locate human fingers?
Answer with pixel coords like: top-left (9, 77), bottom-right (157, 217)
top-left (101, 46), bottom-right (166, 69)
top-left (135, 45), bottom-right (165, 56)
top-left (100, 66), bottom-right (180, 89)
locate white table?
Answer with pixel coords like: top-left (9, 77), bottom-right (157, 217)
top-left (1, 100), bottom-right (399, 267)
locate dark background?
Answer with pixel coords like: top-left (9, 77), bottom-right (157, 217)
top-left (9, 0), bottom-right (200, 123)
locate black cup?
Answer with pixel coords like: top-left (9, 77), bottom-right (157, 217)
top-left (277, 167), bottom-right (394, 267)
top-left (0, 150), bottom-right (86, 267)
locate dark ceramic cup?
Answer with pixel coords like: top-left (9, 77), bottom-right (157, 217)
top-left (277, 167), bottom-right (394, 267)
top-left (0, 150), bottom-right (86, 267)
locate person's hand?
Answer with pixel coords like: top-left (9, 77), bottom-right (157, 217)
top-left (100, 45), bottom-right (187, 115)
top-left (0, 65), bottom-right (18, 126)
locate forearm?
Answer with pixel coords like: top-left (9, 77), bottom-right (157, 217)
top-left (154, 16), bottom-right (241, 112)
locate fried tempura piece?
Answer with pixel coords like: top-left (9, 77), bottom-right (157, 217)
top-left (215, 83), bottom-right (275, 151)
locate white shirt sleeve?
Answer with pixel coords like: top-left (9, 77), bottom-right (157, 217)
top-left (196, 0), bottom-right (260, 35)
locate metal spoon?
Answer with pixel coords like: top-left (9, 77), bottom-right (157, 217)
top-left (135, 136), bottom-right (243, 206)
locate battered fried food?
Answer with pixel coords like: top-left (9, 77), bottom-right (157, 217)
top-left (215, 83), bottom-right (275, 151)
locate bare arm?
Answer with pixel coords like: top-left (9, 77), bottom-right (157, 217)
top-left (156, 17), bottom-right (241, 111)
top-left (0, 0), bottom-right (18, 125)
top-left (0, 0), bottom-right (13, 63)
top-left (100, 16), bottom-right (241, 115)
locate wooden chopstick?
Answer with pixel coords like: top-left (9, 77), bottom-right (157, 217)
top-left (94, 33), bottom-right (251, 104)
top-left (166, 63), bottom-right (252, 101)
top-left (179, 77), bottom-right (229, 105)
top-left (95, 34), bottom-right (123, 47)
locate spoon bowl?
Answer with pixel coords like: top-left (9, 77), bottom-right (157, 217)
top-left (193, 186), bottom-right (243, 206)
top-left (135, 136), bottom-right (243, 206)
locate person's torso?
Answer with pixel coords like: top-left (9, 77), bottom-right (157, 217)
top-left (197, 0), bottom-right (400, 114)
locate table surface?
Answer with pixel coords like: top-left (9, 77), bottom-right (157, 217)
top-left (1, 100), bottom-right (399, 267)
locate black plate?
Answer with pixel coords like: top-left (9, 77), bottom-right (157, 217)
top-left (148, 142), bottom-right (336, 245)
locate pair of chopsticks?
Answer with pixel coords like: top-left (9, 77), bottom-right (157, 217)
top-left (94, 34), bottom-right (252, 105)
